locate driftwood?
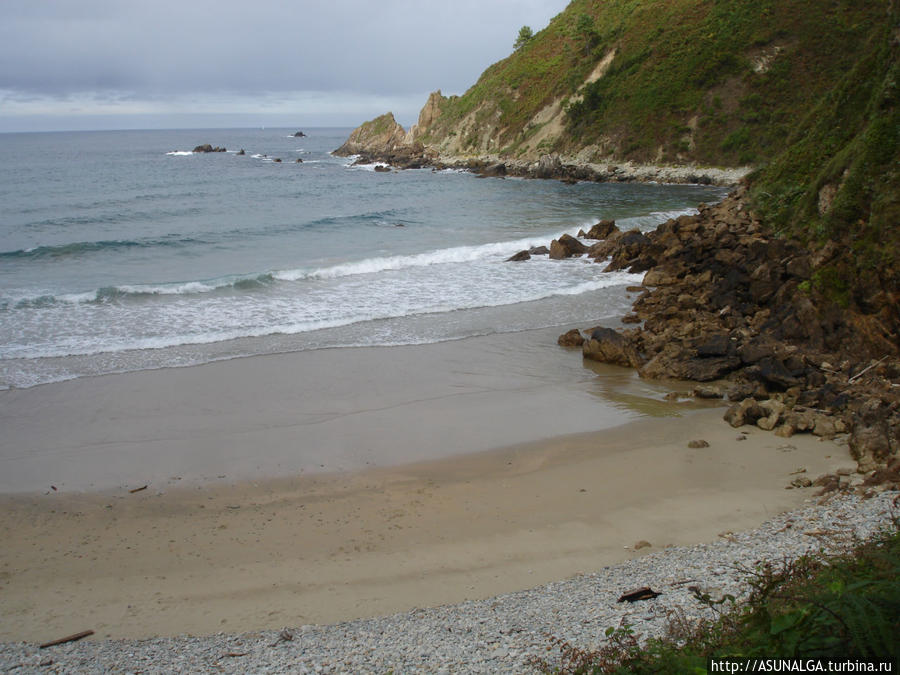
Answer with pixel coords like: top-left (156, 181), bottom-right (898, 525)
top-left (617, 587), bottom-right (662, 603)
top-left (39, 630), bottom-right (94, 649)
top-left (848, 356), bottom-right (889, 384)
top-left (129, 485), bottom-right (148, 494)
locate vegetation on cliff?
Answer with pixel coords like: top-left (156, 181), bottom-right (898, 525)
top-left (418, 0), bottom-right (891, 167)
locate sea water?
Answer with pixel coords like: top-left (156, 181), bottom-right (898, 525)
top-left (0, 128), bottom-right (727, 389)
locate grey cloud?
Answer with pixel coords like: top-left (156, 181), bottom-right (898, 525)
top-left (1, 0), bottom-right (568, 98)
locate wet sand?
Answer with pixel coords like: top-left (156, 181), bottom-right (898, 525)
top-left (0, 329), bottom-right (851, 642)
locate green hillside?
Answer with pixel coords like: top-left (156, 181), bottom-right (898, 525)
top-left (423, 0), bottom-right (890, 167)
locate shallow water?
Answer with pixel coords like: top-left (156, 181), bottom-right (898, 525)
top-left (0, 127), bottom-right (728, 388)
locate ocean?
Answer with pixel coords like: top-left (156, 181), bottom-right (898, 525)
top-left (0, 127), bottom-right (728, 390)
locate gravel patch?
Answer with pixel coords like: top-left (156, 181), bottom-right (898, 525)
top-left (2, 491), bottom-right (896, 674)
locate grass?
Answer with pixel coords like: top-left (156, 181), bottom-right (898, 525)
top-left (533, 518), bottom-right (900, 673)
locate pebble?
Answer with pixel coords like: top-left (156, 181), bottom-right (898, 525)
top-left (1, 492), bottom-right (896, 674)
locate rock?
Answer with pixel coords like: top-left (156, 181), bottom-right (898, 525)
top-left (374, 165), bottom-right (391, 172)
top-left (687, 440), bottom-right (709, 448)
top-left (295, 158), bottom-right (303, 163)
top-left (756, 400), bottom-right (786, 431)
top-left (621, 313), bottom-right (641, 324)
top-left (529, 246), bottom-right (550, 255)
top-left (479, 162), bottom-right (507, 178)
top-left (549, 234), bottom-right (588, 259)
top-left (237, 149), bottom-right (246, 155)
top-left (583, 220), bottom-right (618, 240)
top-left (641, 267), bottom-right (679, 287)
top-left (273, 158), bottom-right (282, 163)
top-left (293, 131), bottom-right (306, 137)
top-left (812, 415), bottom-right (837, 439)
top-left (333, 112), bottom-right (409, 158)
top-left (582, 327), bottom-right (643, 368)
top-left (557, 329), bottom-right (584, 347)
top-left (724, 398), bottom-right (766, 428)
top-left (605, 230), bottom-right (651, 270)
top-left (754, 356), bottom-right (801, 390)
top-left (534, 153), bottom-right (562, 179)
top-left (633, 540), bottom-right (652, 550)
top-left (692, 333), bottom-right (732, 357)
top-left (640, 351), bottom-right (740, 382)
top-left (506, 250), bottom-right (531, 262)
top-left (693, 385), bottom-right (724, 399)
top-left (849, 411), bottom-right (892, 473)
top-left (193, 144), bottom-right (226, 153)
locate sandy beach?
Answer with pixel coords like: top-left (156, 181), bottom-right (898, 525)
top-left (0, 329), bottom-right (853, 643)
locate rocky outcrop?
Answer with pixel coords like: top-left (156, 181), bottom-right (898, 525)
top-left (555, 185), bottom-right (900, 479)
top-left (193, 144), bottom-right (226, 153)
top-left (333, 112), bottom-right (435, 169)
top-left (405, 91), bottom-right (446, 145)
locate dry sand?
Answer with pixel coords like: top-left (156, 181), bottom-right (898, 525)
top-left (0, 330), bottom-right (853, 643)
top-left (0, 409), bottom-right (849, 643)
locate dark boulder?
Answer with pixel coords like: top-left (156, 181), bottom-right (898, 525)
top-left (529, 246), bottom-right (550, 256)
top-left (193, 144), bottom-right (226, 153)
top-left (584, 219), bottom-right (618, 240)
top-left (506, 250), bottom-right (531, 262)
top-left (549, 234), bottom-right (588, 259)
top-left (293, 131), bottom-right (306, 137)
top-left (479, 162), bottom-right (507, 178)
top-left (754, 356), bottom-right (802, 390)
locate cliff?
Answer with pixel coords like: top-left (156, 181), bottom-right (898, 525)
top-left (336, 0), bottom-right (893, 176)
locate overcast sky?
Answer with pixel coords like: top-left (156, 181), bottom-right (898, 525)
top-left (0, 0), bottom-right (569, 132)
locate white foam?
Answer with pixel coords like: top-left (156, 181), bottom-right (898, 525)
top-left (616, 208), bottom-right (698, 231)
top-left (165, 151), bottom-right (194, 156)
top-left (274, 230), bottom-right (583, 283)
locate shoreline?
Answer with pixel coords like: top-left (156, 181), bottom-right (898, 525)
top-left (0, 325), bottom-right (671, 494)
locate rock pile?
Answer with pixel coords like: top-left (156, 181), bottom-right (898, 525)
top-left (555, 185), bottom-right (899, 483)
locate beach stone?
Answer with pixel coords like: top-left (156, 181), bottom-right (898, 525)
top-left (582, 327), bottom-right (642, 368)
top-left (723, 398), bottom-right (765, 428)
top-left (687, 440), bottom-right (709, 448)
